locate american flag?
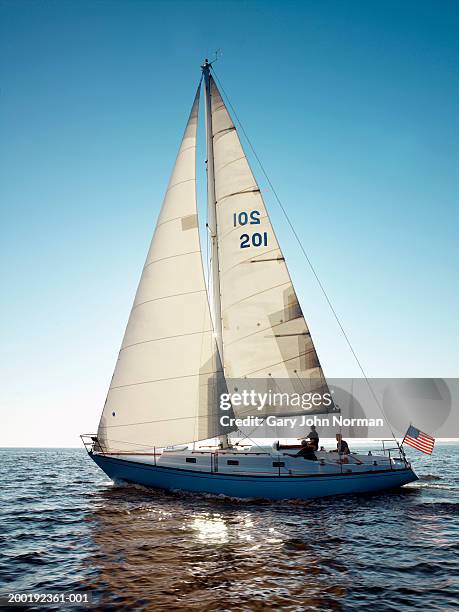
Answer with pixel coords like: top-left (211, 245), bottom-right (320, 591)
top-left (402, 425), bottom-right (435, 455)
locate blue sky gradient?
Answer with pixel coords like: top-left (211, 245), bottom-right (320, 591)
top-left (1, 0), bottom-right (458, 445)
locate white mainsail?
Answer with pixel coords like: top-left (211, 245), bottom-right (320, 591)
top-left (97, 85), bottom-right (228, 452)
top-left (208, 75), bottom-right (332, 414)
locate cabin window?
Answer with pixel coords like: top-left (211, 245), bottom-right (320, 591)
top-left (273, 461), bottom-right (285, 467)
top-left (186, 457), bottom-right (197, 463)
top-left (227, 459), bottom-right (239, 465)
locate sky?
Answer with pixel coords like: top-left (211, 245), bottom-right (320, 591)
top-left (1, 0), bottom-right (458, 446)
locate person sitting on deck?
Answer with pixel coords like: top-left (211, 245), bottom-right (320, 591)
top-left (287, 440), bottom-right (317, 461)
top-left (336, 433), bottom-right (350, 455)
top-left (306, 425), bottom-right (319, 451)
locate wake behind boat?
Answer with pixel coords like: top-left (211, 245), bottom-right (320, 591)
top-left (82, 59), bottom-right (417, 499)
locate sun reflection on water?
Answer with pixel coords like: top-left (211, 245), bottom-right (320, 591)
top-left (191, 513), bottom-right (229, 543)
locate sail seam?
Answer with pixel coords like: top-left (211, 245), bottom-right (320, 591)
top-left (110, 370), bottom-right (220, 390)
top-left (155, 214), bottom-right (196, 229)
top-left (120, 329), bottom-right (213, 352)
top-left (212, 102), bottom-right (226, 113)
top-left (132, 289), bottom-right (205, 310)
top-left (165, 177), bottom-right (195, 194)
top-left (220, 247), bottom-right (281, 276)
top-left (216, 187), bottom-right (260, 204)
top-left (144, 250), bottom-right (201, 269)
top-left (212, 126), bottom-right (236, 138)
top-left (214, 155), bottom-right (247, 175)
top-left (221, 281), bottom-right (290, 313)
top-left (176, 144), bottom-right (196, 156)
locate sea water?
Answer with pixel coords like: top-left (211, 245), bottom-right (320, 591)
top-left (0, 444), bottom-right (458, 610)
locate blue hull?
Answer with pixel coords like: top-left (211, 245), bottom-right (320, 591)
top-left (91, 454), bottom-right (418, 500)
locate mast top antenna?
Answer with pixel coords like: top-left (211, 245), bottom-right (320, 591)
top-left (201, 58), bottom-right (212, 72)
top-left (201, 50), bottom-right (221, 71)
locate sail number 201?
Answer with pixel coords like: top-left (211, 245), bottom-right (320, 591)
top-left (233, 210), bottom-right (268, 249)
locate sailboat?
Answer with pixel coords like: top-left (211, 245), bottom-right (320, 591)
top-left (82, 60), bottom-right (417, 500)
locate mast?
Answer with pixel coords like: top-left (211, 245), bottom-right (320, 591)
top-left (202, 59), bottom-right (229, 449)
top-left (202, 59), bottom-right (223, 361)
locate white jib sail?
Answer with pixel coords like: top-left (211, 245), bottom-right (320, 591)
top-left (97, 85), bottom-right (227, 452)
top-left (209, 76), bottom-right (331, 414)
